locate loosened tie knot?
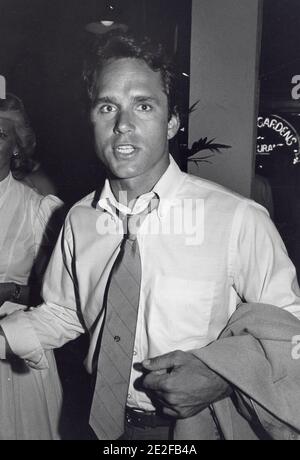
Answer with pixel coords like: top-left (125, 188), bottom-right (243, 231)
top-left (123, 197), bottom-right (159, 241)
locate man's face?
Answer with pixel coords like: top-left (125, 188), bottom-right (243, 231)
top-left (90, 58), bottom-right (179, 187)
top-left (0, 117), bottom-right (15, 170)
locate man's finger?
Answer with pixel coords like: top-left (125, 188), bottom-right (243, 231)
top-left (161, 406), bottom-right (178, 418)
top-left (151, 369), bottom-right (168, 376)
top-left (142, 350), bottom-right (184, 371)
top-left (142, 370), bottom-right (170, 391)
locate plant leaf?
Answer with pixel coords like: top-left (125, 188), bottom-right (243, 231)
top-left (187, 137), bottom-right (232, 159)
top-left (188, 100), bottom-right (200, 114)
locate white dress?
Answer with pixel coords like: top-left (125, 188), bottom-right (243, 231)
top-left (0, 173), bottom-right (63, 440)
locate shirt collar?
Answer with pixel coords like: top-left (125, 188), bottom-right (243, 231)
top-left (97, 155), bottom-right (186, 219)
top-left (98, 182), bottom-right (130, 217)
top-left (152, 155), bottom-right (186, 218)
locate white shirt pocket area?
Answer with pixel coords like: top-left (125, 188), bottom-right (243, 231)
top-left (146, 275), bottom-right (215, 355)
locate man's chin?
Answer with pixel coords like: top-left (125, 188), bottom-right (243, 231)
top-left (109, 168), bottom-right (140, 181)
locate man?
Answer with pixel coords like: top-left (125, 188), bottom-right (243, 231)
top-left (1, 31), bottom-right (300, 440)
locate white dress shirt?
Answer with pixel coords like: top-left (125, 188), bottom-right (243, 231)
top-left (1, 157), bottom-right (300, 411)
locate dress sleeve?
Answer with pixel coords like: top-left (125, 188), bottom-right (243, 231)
top-left (0, 214), bottom-right (85, 363)
top-left (31, 194), bottom-right (64, 255)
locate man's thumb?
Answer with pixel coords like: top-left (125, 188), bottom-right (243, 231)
top-left (142, 350), bottom-right (182, 371)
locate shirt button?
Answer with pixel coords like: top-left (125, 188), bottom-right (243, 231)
top-left (114, 336), bottom-right (120, 342)
top-left (127, 393), bottom-right (131, 399)
top-left (133, 350), bottom-right (137, 356)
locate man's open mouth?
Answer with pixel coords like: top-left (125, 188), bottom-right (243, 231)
top-left (115, 144), bottom-right (136, 155)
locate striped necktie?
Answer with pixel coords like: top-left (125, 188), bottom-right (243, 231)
top-left (90, 199), bottom-right (157, 439)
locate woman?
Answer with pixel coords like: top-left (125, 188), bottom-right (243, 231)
top-left (0, 93), bottom-right (63, 439)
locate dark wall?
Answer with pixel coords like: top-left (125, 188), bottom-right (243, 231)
top-left (0, 0), bottom-right (192, 205)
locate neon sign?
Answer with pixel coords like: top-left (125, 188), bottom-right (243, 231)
top-left (257, 114), bottom-right (300, 164)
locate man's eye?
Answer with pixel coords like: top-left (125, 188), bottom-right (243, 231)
top-left (0, 130), bottom-right (8, 139)
top-left (99, 105), bottom-right (117, 113)
top-left (136, 104), bottom-right (152, 112)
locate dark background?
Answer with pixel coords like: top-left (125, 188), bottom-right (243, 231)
top-left (1, 0), bottom-right (300, 204)
top-left (258, 0), bottom-right (300, 272)
top-left (0, 0), bottom-right (192, 205)
top-left (260, 0), bottom-right (300, 104)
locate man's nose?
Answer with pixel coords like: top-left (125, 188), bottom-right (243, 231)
top-left (113, 110), bottom-right (135, 135)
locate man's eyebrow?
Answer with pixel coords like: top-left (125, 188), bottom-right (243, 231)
top-left (133, 95), bottom-right (159, 103)
top-left (93, 96), bottom-right (117, 106)
top-left (93, 95), bottom-right (161, 108)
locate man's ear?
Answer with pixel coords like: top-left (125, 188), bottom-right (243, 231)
top-left (167, 113), bottom-right (180, 140)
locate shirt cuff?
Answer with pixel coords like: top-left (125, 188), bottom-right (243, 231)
top-left (0, 306), bottom-right (49, 369)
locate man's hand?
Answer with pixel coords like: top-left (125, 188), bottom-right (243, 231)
top-left (142, 350), bottom-right (232, 419)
